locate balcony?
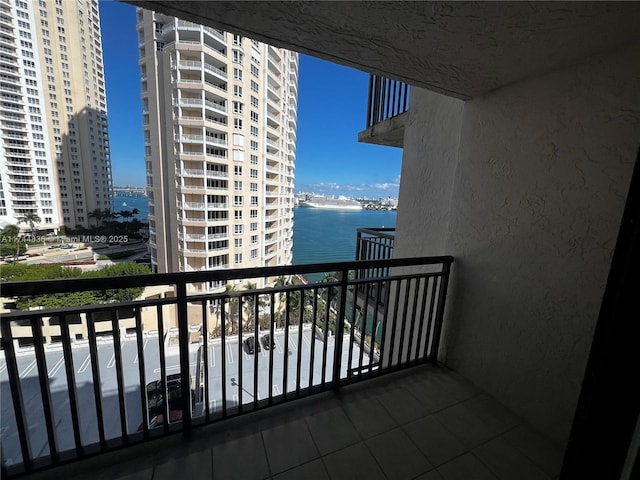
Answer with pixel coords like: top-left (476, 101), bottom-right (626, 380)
top-left (358, 75), bottom-right (410, 148)
top-left (0, 256), bottom-right (485, 476)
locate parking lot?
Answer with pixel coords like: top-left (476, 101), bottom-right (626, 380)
top-left (0, 326), bottom-right (370, 466)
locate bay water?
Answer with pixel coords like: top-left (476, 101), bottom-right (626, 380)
top-left (114, 195), bottom-right (397, 265)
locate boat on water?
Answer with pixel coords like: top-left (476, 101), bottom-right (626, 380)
top-left (300, 195), bottom-right (363, 210)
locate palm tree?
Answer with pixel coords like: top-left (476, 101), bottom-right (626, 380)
top-left (18, 212), bottom-right (41, 237)
top-left (88, 208), bottom-right (103, 230)
top-left (102, 209), bottom-right (117, 224)
top-left (225, 284), bottom-right (239, 334)
top-left (131, 207), bottom-right (140, 219)
top-left (243, 282), bottom-right (266, 330)
top-left (118, 210), bottom-right (133, 222)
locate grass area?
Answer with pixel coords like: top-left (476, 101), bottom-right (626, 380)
top-left (97, 251), bottom-right (135, 260)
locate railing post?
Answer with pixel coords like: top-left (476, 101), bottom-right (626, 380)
top-left (365, 74), bottom-right (374, 128)
top-left (0, 319), bottom-right (32, 472)
top-left (176, 281), bottom-right (192, 435)
top-left (332, 268), bottom-right (349, 390)
top-left (430, 261), bottom-right (452, 361)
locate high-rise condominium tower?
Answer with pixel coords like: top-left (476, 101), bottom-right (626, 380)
top-left (136, 10), bottom-right (298, 284)
top-left (0, 0), bottom-right (113, 232)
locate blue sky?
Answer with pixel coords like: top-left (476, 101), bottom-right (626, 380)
top-left (100, 1), bottom-right (402, 199)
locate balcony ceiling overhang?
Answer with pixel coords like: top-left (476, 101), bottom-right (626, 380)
top-left (129, 1), bottom-right (640, 99)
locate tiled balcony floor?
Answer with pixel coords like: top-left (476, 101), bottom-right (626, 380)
top-left (23, 364), bottom-right (564, 480)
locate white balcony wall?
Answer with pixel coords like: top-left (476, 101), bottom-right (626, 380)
top-left (393, 41), bottom-right (640, 445)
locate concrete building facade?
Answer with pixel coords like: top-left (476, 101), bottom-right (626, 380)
top-left (136, 9), bottom-right (298, 284)
top-left (0, 0), bottom-right (113, 232)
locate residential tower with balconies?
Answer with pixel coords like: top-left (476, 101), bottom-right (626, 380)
top-left (137, 9), bottom-right (298, 284)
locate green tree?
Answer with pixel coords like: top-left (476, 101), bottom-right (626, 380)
top-left (242, 282), bottom-right (267, 331)
top-left (225, 284), bottom-right (239, 334)
top-left (0, 225), bottom-right (25, 260)
top-left (102, 209), bottom-right (117, 223)
top-left (18, 212), bottom-right (41, 236)
top-left (3, 262), bottom-right (151, 309)
top-left (118, 210), bottom-right (133, 222)
top-left (88, 208), bottom-right (104, 230)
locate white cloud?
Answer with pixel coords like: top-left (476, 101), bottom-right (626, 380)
top-left (296, 176), bottom-right (401, 199)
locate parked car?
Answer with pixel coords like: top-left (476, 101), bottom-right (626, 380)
top-left (261, 333), bottom-right (275, 350)
top-left (243, 336), bottom-right (261, 354)
top-left (137, 373), bottom-right (189, 431)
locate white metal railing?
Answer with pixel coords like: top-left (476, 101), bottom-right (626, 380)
top-left (179, 97), bottom-right (204, 106)
top-left (175, 134), bottom-right (204, 143)
top-left (181, 169), bottom-right (205, 177)
top-left (206, 153), bottom-right (227, 160)
top-left (203, 26), bottom-right (225, 42)
top-left (176, 20), bottom-right (201, 31)
top-left (205, 117), bottom-right (227, 128)
top-left (184, 233), bottom-right (206, 241)
top-left (207, 232), bottom-right (228, 239)
top-left (205, 170), bottom-right (228, 178)
top-left (266, 112), bottom-right (280, 124)
top-left (178, 60), bottom-right (202, 70)
top-left (182, 217), bottom-right (206, 224)
top-left (205, 99), bottom-right (227, 113)
top-left (205, 136), bottom-right (227, 147)
top-left (183, 202), bottom-right (205, 209)
top-left (203, 62), bottom-right (227, 79)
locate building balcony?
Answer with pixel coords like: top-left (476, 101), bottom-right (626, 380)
top-left (357, 75), bottom-right (410, 149)
top-left (0, 256), bottom-right (501, 477)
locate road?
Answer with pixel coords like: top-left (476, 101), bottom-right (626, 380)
top-left (0, 326), bottom-right (372, 466)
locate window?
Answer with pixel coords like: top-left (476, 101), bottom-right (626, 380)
top-left (232, 101), bottom-right (243, 113)
top-left (233, 195), bottom-right (243, 206)
top-left (251, 80), bottom-right (258, 93)
top-left (234, 210), bottom-right (242, 220)
top-left (250, 249), bottom-right (258, 260)
top-left (251, 111), bottom-right (259, 122)
top-left (251, 64), bottom-right (259, 77)
top-left (232, 133), bottom-right (244, 146)
top-left (250, 235), bottom-right (258, 245)
top-left (250, 155), bottom-right (258, 165)
top-left (250, 209), bottom-right (258, 218)
top-left (232, 34), bottom-right (242, 45)
top-left (234, 253), bottom-right (243, 264)
top-left (234, 238), bottom-right (242, 248)
top-left (251, 96), bottom-right (258, 108)
top-left (234, 166), bottom-right (242, 176)
top-left (233, 118), bottom-right (243, 129)
top-left (250, 222), bottom-right (258, 232)
top-left (250, 196), bottom-right (259, 206)
top-left (250, 126), bottom-right (258, 137)
top-left (233, 68), bottom-right (242, 80)
top-left (250, 183), bottom-right (258, 192)
top-left (250, 169), bottom-right (258, 178)
top-left (250, 140), bottom-right (258, 151)
top-left (233, 85), bottom-right (242, 97)
top-left (234, 180), bottom-right (242, 190)
top-left (233, 149), bottom-right (244, 162)
top-left (232, 49), bottom-right (243, 63)
top-left (233, 224), bottom-right (243, 234)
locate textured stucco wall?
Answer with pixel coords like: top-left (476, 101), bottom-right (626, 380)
top-left (394, 42), bottom-right (640, 445)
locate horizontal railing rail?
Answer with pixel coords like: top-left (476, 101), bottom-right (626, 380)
top-left (0, 256), bottom-right (452, 477)
top-left (365, 74), bottom-right (410, 128)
